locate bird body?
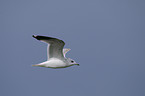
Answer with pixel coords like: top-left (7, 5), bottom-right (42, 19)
top-left (32, 58), bottom-right (66, 68)
top-left (32, 35), bottom-right (79, 69)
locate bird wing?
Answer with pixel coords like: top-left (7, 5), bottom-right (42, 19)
top-left (63, 48), bottom-right (71, 57)
top-left (33, 35), bottom-right (65, 60)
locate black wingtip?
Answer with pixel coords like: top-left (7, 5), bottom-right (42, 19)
top-left (32, 35), bottom-right (55, 40)
top-left (32, 35), bottom-right (35, 37)
top-left (32, 35), bottom-right (41, 40)
top-left (32, 35), bottom-right (64, 43)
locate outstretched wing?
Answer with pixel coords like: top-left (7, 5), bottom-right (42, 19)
top-left (33, 35), bottom-right (65, 60)
top-left (63, 48), bottom-right (71, 57)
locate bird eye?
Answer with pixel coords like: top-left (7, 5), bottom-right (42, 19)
top-left (71, 61), bottom-right (74, 63)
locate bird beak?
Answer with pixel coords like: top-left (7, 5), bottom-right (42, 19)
top-left (76, 64), bottom-right (80, 66)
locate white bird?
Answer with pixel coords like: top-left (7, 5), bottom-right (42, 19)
top-left (32, 35), bottom-right (79, 69)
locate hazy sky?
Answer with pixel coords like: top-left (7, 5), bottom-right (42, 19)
top-left (0, 0), bottom-right (145, 96)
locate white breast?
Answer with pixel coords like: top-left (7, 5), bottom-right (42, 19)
top-left (43, 58), bottom-right (67, 68)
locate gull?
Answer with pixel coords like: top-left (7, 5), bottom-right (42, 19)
top-left (32, 35), bottom-right (79, 68)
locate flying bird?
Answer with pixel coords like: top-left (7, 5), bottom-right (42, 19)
top-left (32, 35), bottom-right (79, 68)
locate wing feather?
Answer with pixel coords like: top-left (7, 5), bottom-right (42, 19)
top-left (63, 48), bottom-right (71, 57)
top-left (33, 35), bottom-right (65, 59)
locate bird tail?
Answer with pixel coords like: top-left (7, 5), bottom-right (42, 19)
top-left (32, 64), bottom-right (39, 67)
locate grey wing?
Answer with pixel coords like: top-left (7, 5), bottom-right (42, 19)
top-left (33, 35), bottom-right (65, 59)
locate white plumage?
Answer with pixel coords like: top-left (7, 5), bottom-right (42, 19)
top-left (32, 35), bottom-right (79, 69)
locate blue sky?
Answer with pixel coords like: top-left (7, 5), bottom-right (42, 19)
top-left (0, 0), bottom-right (145, 96)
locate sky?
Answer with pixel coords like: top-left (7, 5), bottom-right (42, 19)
top-left (0, 0), bottom-right (145, 96)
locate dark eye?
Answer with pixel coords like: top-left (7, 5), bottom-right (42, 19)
top-left (71, 61), bottom-right (74, 63)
